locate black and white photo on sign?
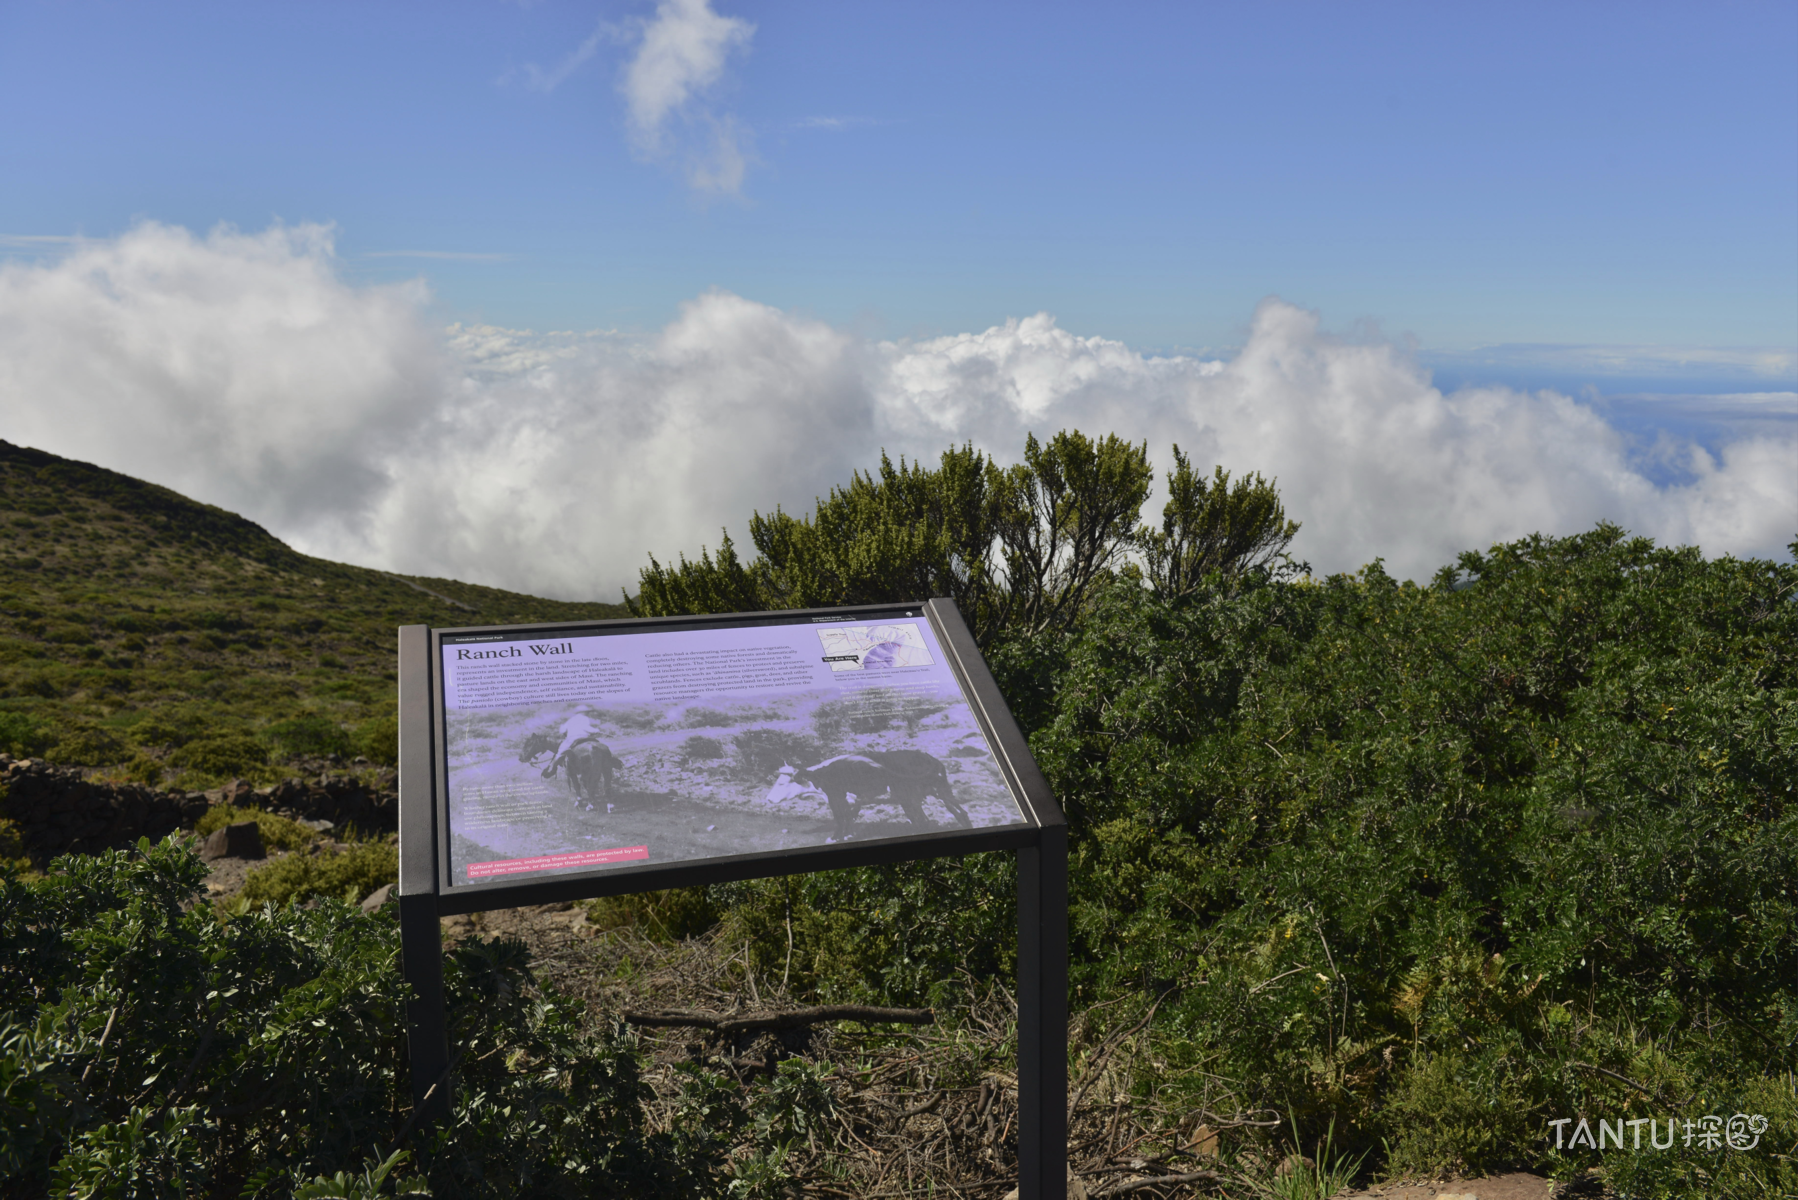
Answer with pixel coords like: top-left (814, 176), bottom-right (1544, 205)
top-left (440, 621), bottom-right (1027, 883)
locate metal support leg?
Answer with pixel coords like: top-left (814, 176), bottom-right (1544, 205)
top-left (399, 891), bottom-right (451, 1119)
top-left (1017, 825), bottom-right (1069, 1199)
top-left (396, 624), bottom-right (450, 1123)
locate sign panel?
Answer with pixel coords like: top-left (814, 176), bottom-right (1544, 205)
top-left (434, 606), bottom-right (1031, 891)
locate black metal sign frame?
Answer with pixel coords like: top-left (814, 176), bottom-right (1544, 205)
top-left (396, 598), bottom-right (1067, 1197)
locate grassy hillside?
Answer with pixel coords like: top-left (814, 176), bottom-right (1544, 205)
top-left (0, 439), bottom-right (629, 785)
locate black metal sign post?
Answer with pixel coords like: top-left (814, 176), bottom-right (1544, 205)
top-left (396, 599), bottom-right (1066, 1195)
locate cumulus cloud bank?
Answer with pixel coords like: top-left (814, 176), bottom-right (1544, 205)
top-left (620, 0), bottom-right (755, 194)
top-left (2, 222), bottom-right (1792, 601)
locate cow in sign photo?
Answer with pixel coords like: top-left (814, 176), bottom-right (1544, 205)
top-left (766, 751), bottom-right (973, 841)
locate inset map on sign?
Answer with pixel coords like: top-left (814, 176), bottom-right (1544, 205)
top-left (817, 623), bottom-right (935, 672)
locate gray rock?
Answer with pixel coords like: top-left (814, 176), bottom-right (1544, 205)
top-left (200, 821), bottom-right (264, 862)
top-left (359, 882), bottom-right (396, 913)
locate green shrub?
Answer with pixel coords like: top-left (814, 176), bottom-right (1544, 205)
top-left (0, 816), bottom-right (28, 873)
top-left (1014, 527), bottom-right (1798, 1181)
top-left (168, 734), bottom-right (267, 777)
top-left (0, 835), bottom-right (753, 1194)
top-left (265, 715), bottom-right (352, 760)
top-left (0, 710), bottom-right (51, 757)
top-left (119, 753), bottom-right (166, 786)
top-left (713, 854), bottom-right (1017, 1008)
top-left (586, 887), bottom-right (718, 942)
top-left (1377, 1048), bottom-right (1536, 1177)
top-left (352, 713), bottom-right (398, 765)
top-left (45, 725), bottom-right (127, 766)
top-left (238, 842), bottom-right (397, 907)
top-left (194, 804), bottom-right (316, 853)
top-left (128, 715), bottom-right (192, 749)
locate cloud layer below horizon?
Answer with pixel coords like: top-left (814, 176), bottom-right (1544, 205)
top-left (3, 223), bottom-right (1792, 601)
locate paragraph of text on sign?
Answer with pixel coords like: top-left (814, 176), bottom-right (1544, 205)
top-left (452, 657), bottom-right (634, 709)
top-left (644, 645), bottom-right (815, 700)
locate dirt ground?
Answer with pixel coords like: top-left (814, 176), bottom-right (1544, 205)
top-left (432, 903), bottom-right (1594, 1200)
top-left (1334, 1172), bottom-right (1559, 1199)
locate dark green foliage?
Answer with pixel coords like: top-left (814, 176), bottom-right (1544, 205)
top-left (264, 715), bottom-right (353, 760)
top-left (586, 887), bottom-right (720, 942)
top-left (44, 725), bottom-right (127, 767)
top-left (168, 733), bottom-right (268, 778)
top-left (0, 837), bottom-right (795, 1196)
top-left (987, 430), bottom-right (1152, 637)
top-left (237, 842), bottom-right (398, 907)
top-left (1139, 447), bottom-right (1302, 597)
top-left (0, 711), bottom-right (52, 758)
top-left (1024, 526), bottom-right (1797, 1182)
top-left (635, 430), bottom-right (1154, 646)
top-left (715, 854), bottom-right (1018, 1010)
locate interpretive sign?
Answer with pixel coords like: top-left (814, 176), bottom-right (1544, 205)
top-left (397, 599), bottom-right (1066, 1197)
top-left (436, 610), bottom-right (1028, 892)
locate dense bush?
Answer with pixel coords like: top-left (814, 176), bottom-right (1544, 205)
top-left (353, 715), bottom-right (400, 766)
top-left (0, 838), bottom-right (815, 1197)
top-left (0, 712), bottom-right (52, 758)
top-left (700, 525), bottom-right (1798, 1191)
top-left (169, 733), bottom-right (269, 778)
top-left (264, 716), bottom-right (353, 761)
top-left (43, 725), bottom-right (127, 767)
top-left (237, 842), bottom-right (398, 908)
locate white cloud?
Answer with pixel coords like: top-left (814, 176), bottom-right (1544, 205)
top-left (2, 224), bottom-right (1792, 603)
top-left (619, 0), bottom-right (755, 194)
top-left (521, 21), bottom-right (607, 92)
top-left (0, 222), bottom-right (442, 543)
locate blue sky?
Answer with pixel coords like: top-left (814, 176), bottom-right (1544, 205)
top-left (3, 1), bottom-right (1793, 365)
top-left (1, 1), bottom-right (1793, 595)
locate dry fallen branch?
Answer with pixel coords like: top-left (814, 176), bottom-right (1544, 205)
top-left (622, 1004), bottom-right (935, 1036)
top-left (1090, 1169), bottom-right (1223, 1197)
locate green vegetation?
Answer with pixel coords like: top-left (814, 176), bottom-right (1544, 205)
top-left (193, 804), bottom-right (318, 853)
top-left (640, 436), bottom-right (1798, 1194)
top-left (0, 837), bottom-right (808, 1196)
top-left (237, 842), bottom-right (399, 908)
top-left (3, 434), bottom-right (1793, 1195)
top-left (584, 886), bottom-right (720, 942)
top-left (0, 438), bottom-right (627, 781)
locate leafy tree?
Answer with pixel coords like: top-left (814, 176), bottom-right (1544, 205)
top-left (988, 431), bottom-right (1152, 637)
top-left (634, 431), bottom-right (1153, 645)
top-left (1138, 446), bottom-right (1301, 597)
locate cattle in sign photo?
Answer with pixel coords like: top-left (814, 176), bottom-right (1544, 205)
top-left (766, 750), bottom-right (972, 841)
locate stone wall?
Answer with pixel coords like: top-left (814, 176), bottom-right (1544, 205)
top-left (0, 755), bottom-right (398, 865)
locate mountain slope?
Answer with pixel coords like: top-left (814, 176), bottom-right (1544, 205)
top-left (0, 439), bottom-right (630, 776)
